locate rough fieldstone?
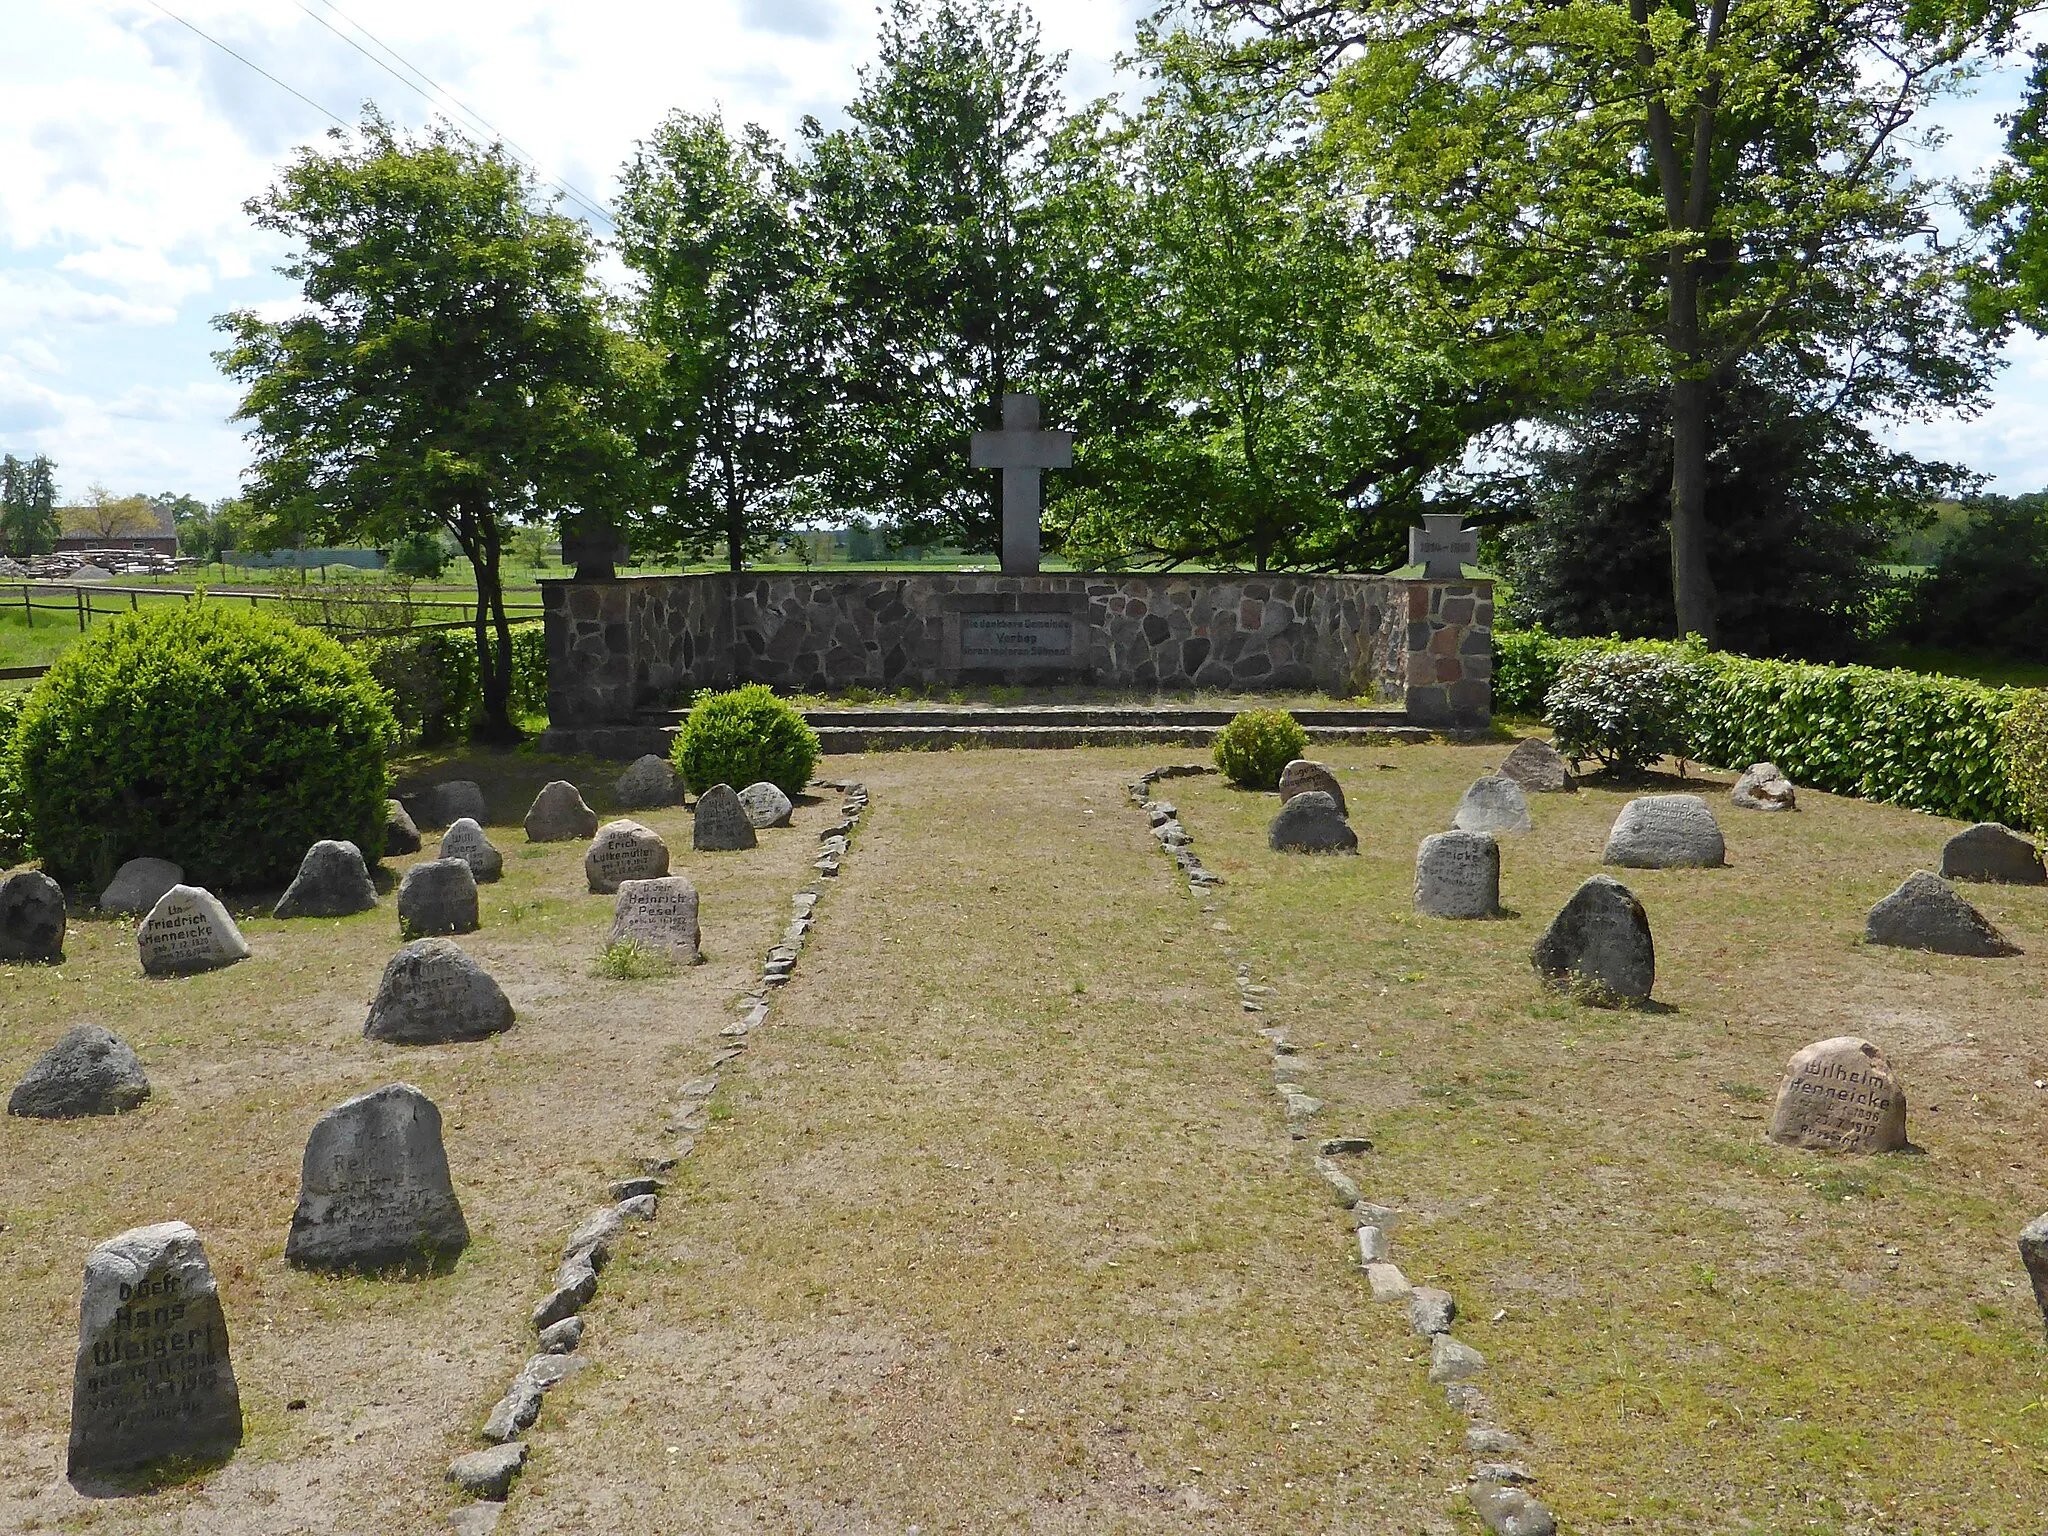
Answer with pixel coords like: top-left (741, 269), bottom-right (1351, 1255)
top-left (531, 1254), bottom-right (597, 1330)
top-left (0, 869), bottom-right (65, 963)
top-left (693, 784), bottom-right (758, 852)
top-left (1312, 1155), bottom-right (1361, 1208)
top-left (286, 1084), bottom-right (470, 1272)
top-left (411, 780), bottom-right (486, 831)
top-left (1731, 762), bottom-right (1798, 812)
top-left (383, 800), bottom-right (421, 856)
top-left (1366, 1263), bottom-right (1411, 1301)
top-left (614, 754), bottom-right (678, 810)
top-left (1269, 790), bottom-right (1358, 854)
top-left (1414, 831), bottom-right (1502, 919)
top-left (1865, 871), bottom-right (2018, 957)
top-left (738, 781), bottom-right (795, 828)
top-left (1768, 1037), bottom-right (1908, 1153)
top-left (1603, 794), bottom-right (1726, 868)
top-left (1941, 823), bottom-right (2046, 885)
top-left (1498, 737), bottom-right (1574, 793)
top-left (9, 1026), bottom-right (150, 1119)
top-left (1453, 776), bottom-right (1532, 835)
top-left (1278, 760), bottom-right (1347, 816)
top-left (273, 840), bottom-right (377, 919)
top-left (363, 939), bottom-right (514, 1045)
top-left (99, 858), bottom-right (183, 917)
top-left (439, 819), bottom-right (504, 884)
top-left (1428, 1334), bottom-right (1485, 1383)
top-left (2020, 1214), bottom-right (2048, 1339)
top-left (138, 885), bottom-right (249, 976)
top-left (1469, 1481), bottom-right (1557, 1536)
top-left (585, 820), bottom-right (670, 894)
top-left (609, 876), bottom-right (702, 964)
top-left (397, 858), bottom-right (480, 938)
top-left (1531, 875), bottom-right (1654, 1005)
top-left (564, 1207), bottom-right (625, 1264)
top-left (537, 1316), bottom-right (585, 1354)
top-left (1357, 1226), bottom-right (1389, 1264)
top-left (448, 1441), bottom-right (526, 1499)
top-left (1409, 1287), bottom-right (1457, 1336)
top-left (1467, 1427), bottom-right (1525, 1456)
top-left (525, 780), bottom-right (598, 842)
top-left (449, 1503), bottom-right (504, 1535)
top-left (67, 1221), bottom-right (241, 1482)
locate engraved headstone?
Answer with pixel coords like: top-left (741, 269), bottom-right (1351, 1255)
top-left (1269, 790), bottom-right (1358, 854)
top-left (396, 858), bottom-right (479, 938)
top-left (1531, 874), bottom-right (1654, 1004)
top-left (585, 820), bottom-right (670, 894)
top-left (1278, 760), bottom-right (1347, 816)
top-left (1603, 794), bottom-right (1726, 868)
top-left (1865, 870), bottom-right (2018, 956)
top-left (1767, 1037), bottom-right (1907, 1152)
top-left (138, 885), bottom-right (249, 976)
top-left (1498, 737), bottom-right (1574, 793)
top-left (1414, 831), bottom-right (1502, 919)
top-left (1731, 762), bottom-right (1797, 812)
top-left (1940, 823), bottom-right (2046, 885)
top-left (363, 938), bottom-right (514, 1045)
top-left (614, 754), bottom-right (679, 810)
top-left (439, 818), bottom-right (504, 883)
top-left (383, 799), bottom-right (421, 856)
top-left (9, 1025), bottom-right (150, 1119)
top-left (273, 839), bottom-right (377, 919)
top-left (0, 869), bottom-right (65, 962)
top-left (285, 1083), bottom-right (469, 1272)
top-left (525, 780), bottom-right (598, 843)
top-left (693, 783), bottom-right (758, 851)
top-left (1453, 775), bottom-right (1531, 834)
top-left (738, 781), bottom-right (794, 829)
top-left (99, 857), bottom-right (183, 917)
top-left (609, 876), bottom-right (703, 965)
top-left (409, 780), bottom-right (486, 831)
top-left (67, 1221), bottom-right (241, 1482)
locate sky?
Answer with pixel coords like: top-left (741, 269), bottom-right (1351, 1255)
top-left (1, 0), bottom-right (2042, 504)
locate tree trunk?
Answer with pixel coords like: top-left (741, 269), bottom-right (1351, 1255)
top-left (1668, 371), bottom-right (1716, 644)
top-left (459, 507), bottom-right (521, 744)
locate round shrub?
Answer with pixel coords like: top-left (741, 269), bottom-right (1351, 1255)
top-left (1544, 647), bottom-right (1702, 775)
top-left (671, 684), bottom-right (821, 797)
top-left (1213, 708), bottom-right (1309, 790)
top-left (13, 603), bottom-right (398, 891)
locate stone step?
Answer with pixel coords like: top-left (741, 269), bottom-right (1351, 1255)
top-left (639, 705), bottom-right (1413, 730)
top-left (808, 722), bottom-right (1433, 752)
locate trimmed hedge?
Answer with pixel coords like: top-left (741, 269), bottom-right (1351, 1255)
top-left (0, 692), bottom-right (27, 867)
top-left (351, 623), bottom-right (548, 746)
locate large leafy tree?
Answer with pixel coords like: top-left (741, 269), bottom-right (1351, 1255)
top-left (217, 112), bottom-right (638, 740)
top-left (1203, 0), bottom-right (2019, 642)
top-left (1975, 46), bottom-right (2048, 329)
top-left (0, 454), bottom-right (59, 556)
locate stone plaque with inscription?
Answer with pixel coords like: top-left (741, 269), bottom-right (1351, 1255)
top-left (138, 886), bottom-right (250, 977)
top-left (1414, 831), bottom-right (1502, 919)
top-left (693, 784), bottom-right (757, 852)
top-left (959, 612), bottom-right (1074, 668)
top-left (586, 820), bottom-right (670, 893)
top-left (609, 876), bottom-right (702, 965)
top-left (1530, 874), bottom-right (1654, 1004)
top-left (67, 1221), bottom-right (241, 1483)
top-left (286, 1083), bottom-right (469, 1272)
top-left (439, 819), bottom-right (504, 883)
top-left (364, 938), bottom-right (514, 1045)
top-left (1768, 1036), bottom-right (1907, 1153)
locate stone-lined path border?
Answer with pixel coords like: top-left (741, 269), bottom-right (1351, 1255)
top-left (1128, 764), bottom-right (1560, 1536)
top-left (441, 778), bottom-right (870, 1534)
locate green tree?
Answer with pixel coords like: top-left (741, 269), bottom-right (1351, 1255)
top-left (1975, 48), bottom-right (2048, 332)
top-left (0, 454), bottom-right (59, 556)
top-left (216, 112), bottom-right (640, 740)
top-left (62, 483), bottom-right (161, 541)
top-left (1203, 0), bottom-right (2016, 642)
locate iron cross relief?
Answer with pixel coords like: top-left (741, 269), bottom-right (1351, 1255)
top-left (970, 392), bottom-right (1074, 576)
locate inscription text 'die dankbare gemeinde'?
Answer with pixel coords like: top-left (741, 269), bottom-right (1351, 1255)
top-left (960, 613), bottom-right (1072, 664)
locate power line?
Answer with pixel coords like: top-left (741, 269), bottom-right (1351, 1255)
top-left (144, 0), bottom-right (350, 130)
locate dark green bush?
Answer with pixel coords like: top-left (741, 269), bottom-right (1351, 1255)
top-left (350, 623), bottom-right (548, 745)
top-left (13, 604), bottom-right (398, 891)
top-left (672, 684), bottom-right (821, 796)
top-left (388, 529), bottom-right (448, 579)
top-left (1545, 647), bottom-right (1704, 774)
top-left (0, 692), bottom-right (27, 867)
top-left (1213, 708), bottom-right (1309, 790)
top-left (2001, 691), bottom-right (2048, 835)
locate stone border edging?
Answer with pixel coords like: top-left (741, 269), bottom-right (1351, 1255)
top-left (441, 779), bottom-right (871, 1533)
top-left (1126, 765), bottom-right (1559, 1536)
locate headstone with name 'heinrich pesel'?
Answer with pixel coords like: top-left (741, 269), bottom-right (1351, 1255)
top-left (609, 876), bottom-right (703, 965)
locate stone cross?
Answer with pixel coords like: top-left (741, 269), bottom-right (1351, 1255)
top-left (1408, 513), bottom-right (1477, 579)
top-left (971, 392), bottom-right (1074, 576)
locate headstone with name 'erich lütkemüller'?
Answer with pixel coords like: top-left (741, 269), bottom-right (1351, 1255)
top-left (138, 885), bottom-right (249, 976)
top-left (1768, 1036), bottom-right (1908, 1153)
top-left (585, 820), bottom-right (670, 894)
top-left (286, 1083), bottom-right (470, 1273)
top-left (970, 391), bottom-right (1074, 576)
top-left (610, 875), bottom-right (703, 965)
top-left (1408, 513), bottom-right (1478, 578)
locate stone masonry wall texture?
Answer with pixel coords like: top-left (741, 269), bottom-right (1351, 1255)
top-left (543, 572), bottom-right (1491, 728)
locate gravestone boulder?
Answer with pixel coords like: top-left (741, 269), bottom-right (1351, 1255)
top-left (525, 780), bottom-right (598, 843)
top-left (67, 1221), bottom-right (241, 1482)
top-left (2020, 1215), bottom-right (2048, 1339)
top-left (1, 869), bottom-right (66, 963)
top-left (10, 1025), bottom-right (151, 1119)
top-left (1498, 737), bottom-right (1575, 793)
top-left (586, 820), bottom-right (670, 894)
top-left (396, 858), bottom-right (480, 938)
top-left (1603, 794), bottom-right (1726, 869)
top-left (1865, 871), bottom-right (2017, 957)
top-left (363, 938), bottom-right (514, 1045)
top-left (273, 840), bottom-right (377, 919)
top-left (610, 876), bottom-right (703, 965)
top-left (693, 784), bottom-right (758, 852)
top-left (439, 819), bottom-right (504, 883)
top-left (410, 780), bottom-right (486, 831)
top-left (1453, 775), bottom-right (1532, 835)
top-left (615, 754), bottom-right (678, 810)
top-left (1731, 762), bottom-right (1797, 812)
top-left (382, 799), bottom-right (421, 856)
top-left (1767, 1036), bottom-right (1908, 1153)
top-left (1269, 790), bottom-right (1358, 854)
top-left (99, 858), bottom-right (184, 917)
top-left (1531, 874), bottom-right (1654, 1005)
top-left (285, 1083), bottom-right (470, 1272)
top-left (738, 781), bottom-right (795, 829)
top-left (1941, 823), bottom-right (2046, 885)
top-left (1278, 760), bottom-right (1347, 816)
top-left (1414, 831), bottom-right (1502, 919)
top-left (138, 886), bottom-right (249, 976)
